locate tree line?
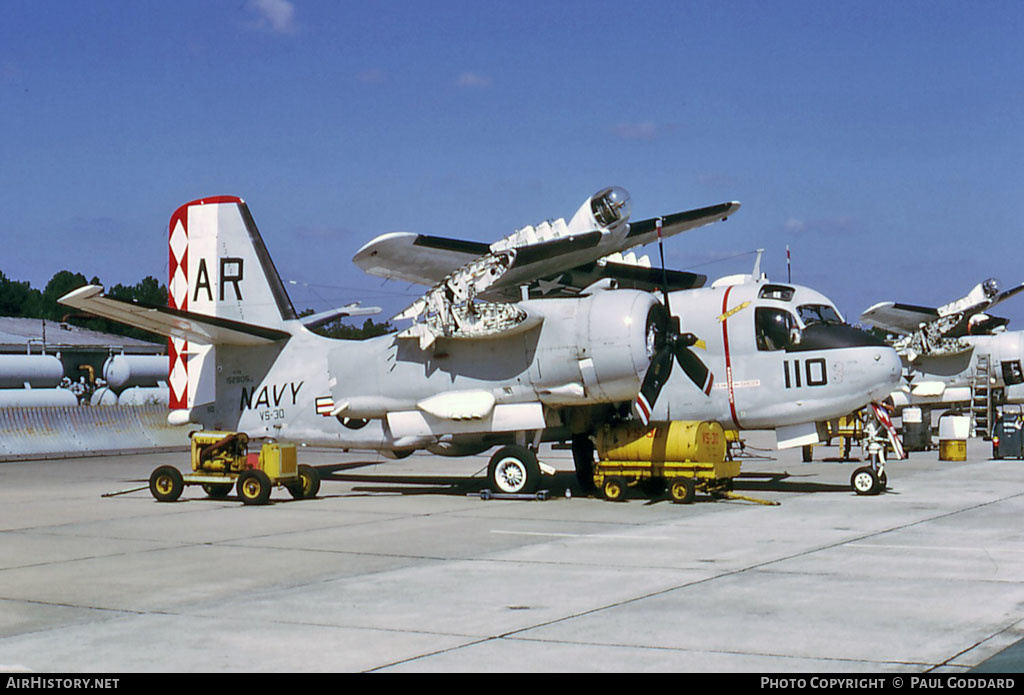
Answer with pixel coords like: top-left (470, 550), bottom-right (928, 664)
top-left (0, 269), bottom-right (393, 342)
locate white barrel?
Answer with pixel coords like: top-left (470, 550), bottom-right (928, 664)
top-left (90, 386), bottom-right (119, 406)
top-left (0, 355), bottom-right (64, 388)
top-left (0, 388), bottom-right (79, 407)
top-left (938, 415), bottom-right (971, 440)
top-left (103, 355), bottom-right (168, 390)
top-left (902, 407), bottom-right (923, 424)
top-left (116, 386), bottom-right (169, 406)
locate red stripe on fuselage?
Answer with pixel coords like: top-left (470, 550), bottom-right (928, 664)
top-left (721, 286), bottom-right (740, 428)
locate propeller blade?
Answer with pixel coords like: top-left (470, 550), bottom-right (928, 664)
top-left (675, 345), bottom-right (714, 396)
top-left (633, 347), bottom-right (674, 426)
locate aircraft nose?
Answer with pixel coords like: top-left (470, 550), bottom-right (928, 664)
top-left (867, 346), bottom-right (903, 399)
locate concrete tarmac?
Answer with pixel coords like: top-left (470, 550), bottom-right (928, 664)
top-left (1, 432), bottom-right (1023, 673)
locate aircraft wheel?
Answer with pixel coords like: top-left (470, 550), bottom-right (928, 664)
top-left (237, 470), bottom-right (273, 505)
top-left (202, 482), bottom-right (232, 499)
top-left (850, 466), bottom-right (881, 496)
top-left (669, 479), bottom-right (696, 504)
top-left (488, 446), bottom-right (541, 494)
top-left (571, 434), bottom-right (597, 494)
top-left (287, 464), bottom-right (321, 499)
top-left (150, 466), bottom-right (184, 502)
top-left (601, 477), bottom-right (627, 502)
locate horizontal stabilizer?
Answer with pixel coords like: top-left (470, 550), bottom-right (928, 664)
top-left (59, 285), bottom-right (290, 346)
top-left (300, 303), bottom-right (381, 330)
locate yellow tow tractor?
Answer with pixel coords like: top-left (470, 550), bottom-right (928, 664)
top-left (148, 431), bottom-right (320, 505)
top-left (593, 420), bottom-right (775, 505)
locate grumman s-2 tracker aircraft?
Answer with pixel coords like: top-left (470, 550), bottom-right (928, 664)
top-left (861, 278), bottom-right (1024, 437)
top-left (60, 188), bottom-right (902, 498)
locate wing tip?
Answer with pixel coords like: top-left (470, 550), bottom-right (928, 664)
top-left (58, 284), bottom-right (105, 306)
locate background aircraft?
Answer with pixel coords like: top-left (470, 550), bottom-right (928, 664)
top-left (861, 278), bottom-right (1024, 436)
top-left (61, 193), bottom-right (901, 496)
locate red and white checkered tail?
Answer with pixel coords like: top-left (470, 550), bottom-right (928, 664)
top-left (167, 196), bottom-right (297, 410)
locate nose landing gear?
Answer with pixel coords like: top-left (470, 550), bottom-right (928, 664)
top-left (851, 402), bottom-right (901, 495)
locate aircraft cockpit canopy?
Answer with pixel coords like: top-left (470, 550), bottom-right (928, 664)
top-left (758, 284), bottom-right (795, 302)
top-left (591, 187), bottom-right (631, 227)
top-left (983, 277), bottom-right (1000, 298)
top-left (756, 307), bottom-right (799, 351)
top-left (798, 303), bottom-right (844, 327)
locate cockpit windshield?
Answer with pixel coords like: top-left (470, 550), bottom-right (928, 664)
top-left (798, 304), bottom-right (844, 327)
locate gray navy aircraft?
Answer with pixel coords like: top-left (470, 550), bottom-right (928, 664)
top-left (61, 190), bottom-right (902, 494)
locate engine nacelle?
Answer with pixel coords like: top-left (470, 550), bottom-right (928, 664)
top-left (525, 289), bottom-right (659, 405)
top-left (328, 290), bottom-right (660, 422)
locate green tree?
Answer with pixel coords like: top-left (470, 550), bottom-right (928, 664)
top-left (300, 312), bottom-right (394, 339)
top-left (0, 270), bottom-right (42, 317)
top-left (41, 270), bottom-right (89, 320)
top-left (1, 269), bottom-right (169, 344)
top-left (109, 276), bottom-right (167, 306)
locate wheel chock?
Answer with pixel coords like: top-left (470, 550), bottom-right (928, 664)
top-left (472, 489), bottom-right (550, 501)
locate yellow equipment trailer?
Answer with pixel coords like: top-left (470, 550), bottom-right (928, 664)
top-left (148, 431), bottom-right (320, 505)
top-left (593, 421), bottom-right (744, 504)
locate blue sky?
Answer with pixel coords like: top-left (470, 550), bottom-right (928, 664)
top-left (2, 0), bottom-right (1023, 326)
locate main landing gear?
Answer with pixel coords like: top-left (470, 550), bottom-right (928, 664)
top-left (487, 445), bottom-right (543, 494)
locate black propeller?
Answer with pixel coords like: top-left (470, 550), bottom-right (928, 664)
top-left (633, 219), bottom-right (713, 425)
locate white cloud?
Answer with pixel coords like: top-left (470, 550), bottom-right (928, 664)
top-left (610, 121), bottom-right (678, 141)
top-left (247, 0), bottom-right (297, 35)
top-left (456, 72), bottom-right (492, 88)
top-left (356, 69), bottom-right (387, 85)
top-left (784, 217), bottom-right (806, 233)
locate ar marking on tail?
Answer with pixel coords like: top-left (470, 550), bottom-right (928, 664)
top-left (193, 256), bottom-right (245, 303)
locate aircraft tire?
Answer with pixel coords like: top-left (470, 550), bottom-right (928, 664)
top-left (488, 446), bottom-right (540, 494)
top-left (237, 470), bottom-right (273, 505)
top-left (850, 466), bottom-right (881, 496)
top-left (149, 466), bottom-right (184, 502)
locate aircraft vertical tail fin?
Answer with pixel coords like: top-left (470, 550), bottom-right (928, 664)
top-left (168, 196), bottom-right (297, 326)
top-left (167, 196), bottom-right (297, 410)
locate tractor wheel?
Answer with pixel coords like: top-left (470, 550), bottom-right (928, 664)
top-left (202, 483), bottom-right (233, 499)
top-left (668, 478), bottom-right (696, 504)
top-left (149, 466), bottom-right (184, 502)
top-left (237, 469), bottom-right (273, 505)
top-left (602, 476), bottom-right (628, 502)
top-left (287, 464), bottom-right (321, 499)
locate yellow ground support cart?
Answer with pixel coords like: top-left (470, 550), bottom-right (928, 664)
top-left (593, 421), bottom-right (750, 504)
top-left (148, 431), bottom-right (320, 505)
